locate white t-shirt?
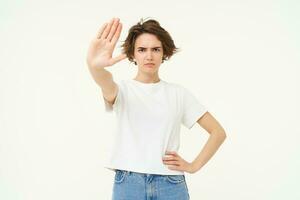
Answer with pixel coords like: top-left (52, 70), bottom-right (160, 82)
top-left (102, 79), bottom-right (208, 175)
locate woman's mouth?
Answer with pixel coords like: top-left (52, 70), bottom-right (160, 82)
top-left (144, 63), bottom-right (155, 67)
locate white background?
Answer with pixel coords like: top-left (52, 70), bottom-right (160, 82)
top-left (1, 0), bottom-right (299, 199)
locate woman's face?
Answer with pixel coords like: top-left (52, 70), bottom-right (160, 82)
top-left (133, 33), bottom-right (164, 74)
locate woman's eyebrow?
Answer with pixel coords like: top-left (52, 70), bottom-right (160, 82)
top-left (137, 46), bottom-right (162, 49)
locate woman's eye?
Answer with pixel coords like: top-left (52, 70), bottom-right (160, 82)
top-left (138, 48), bottom-right (160, 52)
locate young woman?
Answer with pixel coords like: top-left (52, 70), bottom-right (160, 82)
top-left (86, 17), bottom-right (227, 200)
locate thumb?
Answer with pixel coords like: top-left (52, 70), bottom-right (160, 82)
top-left (110, 54), bottom-right (127, 65)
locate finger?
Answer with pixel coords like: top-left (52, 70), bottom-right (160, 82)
top-left (162, 156), bottom-right (177, 161)
top-left (167, 165), bottom-right (181, 171)
top-left (107, 18), bottom-right (120, 41)
top-left (101, 18), bottom-right (115, 40)
top-left (163, 161), bottom-right (180, 166)
top-left (109, 54), bottom-right (127, 65)
top-left (111, 23), bottom-right (122, 45)
top-left (163, 159), bottom-right (178, 162)
top-left (163, 157), bottom-right (179, 163)
top-left (165, 151), bottom-right (178, 156)
top-left (96, 23), bottom-right (108, 39)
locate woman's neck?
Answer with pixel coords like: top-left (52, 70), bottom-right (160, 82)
top-left (133, 74), bottom-right (160, 84)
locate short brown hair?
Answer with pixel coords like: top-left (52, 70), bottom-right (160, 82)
top-left (121, 18), bottom-right (179, 63)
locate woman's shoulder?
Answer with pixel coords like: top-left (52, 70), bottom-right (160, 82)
top-left (164, 80), bottom-right (186, 90)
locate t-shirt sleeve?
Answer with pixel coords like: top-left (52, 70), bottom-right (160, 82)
top-left (102, 81), bottom-right (123, 113)
top-left (181, 87), bottom-right (208, 129)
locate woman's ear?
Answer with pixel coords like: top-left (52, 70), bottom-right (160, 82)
top-left (162, 56), bottom-right (166, 63)
top-left (132, 56), bottom-right (137, 65)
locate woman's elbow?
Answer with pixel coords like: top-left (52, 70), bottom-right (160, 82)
top-left (212, 129), bottom-right (227, 140)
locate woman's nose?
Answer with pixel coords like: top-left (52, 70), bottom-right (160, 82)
top-left (146, 51), bottom-right (153, 60)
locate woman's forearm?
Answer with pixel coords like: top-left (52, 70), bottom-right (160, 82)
top-left (191, 130), bottom-right (227, 173)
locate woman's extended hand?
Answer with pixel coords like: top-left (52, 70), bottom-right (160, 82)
top-left (86, 17), bottom-right (127, 69)
top-left (162, 151), bottom-right (196, 174)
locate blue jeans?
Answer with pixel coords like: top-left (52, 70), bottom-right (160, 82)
top-left (112, 169), bottom-right (190, 200)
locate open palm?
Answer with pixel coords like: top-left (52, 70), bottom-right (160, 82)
top-left (86, 18), bottom-right (127, 69)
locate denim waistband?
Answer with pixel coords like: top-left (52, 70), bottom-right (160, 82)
top-left (116, 169), bottom-right (184, 177)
